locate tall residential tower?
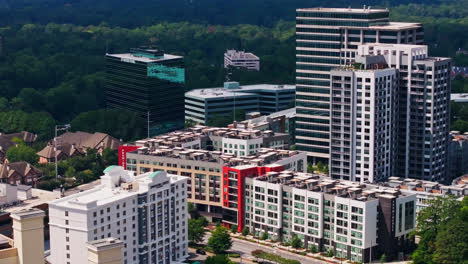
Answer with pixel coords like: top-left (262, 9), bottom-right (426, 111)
top-left (295, 7), bottom-right (423, 163)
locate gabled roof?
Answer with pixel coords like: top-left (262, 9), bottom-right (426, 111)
top-left (0, 161), bottom-right (42, 179)
top-left (37, 143), bottom-right (85, 159)
top-left (49, 131), bottom-right (121, 151)
top-left (0, 131), bottom-right (37, 152)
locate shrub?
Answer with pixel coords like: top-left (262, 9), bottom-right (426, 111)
top-left (241, 227), bottom-right (249, 236)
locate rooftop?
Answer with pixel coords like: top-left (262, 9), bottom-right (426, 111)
top-left (186, 83), bottom-right (295, 100)
top-left (296, 7), bottom-right (388, 13)
top-left (106, 53), bottom-right (182, 63)
top-left (49, 167), bottom-right (184, 210)
top-left (254, 171), bottom-right (412, 202)
top-left (132, 146), bottom-right (301, 168)
top-left (87, 238), bottom-right (124, 251)
top-left (5, 188), bottom-right (61, 213)
top-left (383, 176), bottom-right (468, 197)
top-left (451, 93), bottom-right (468, 103)
top-left (225, 50), bottom-right (259, 60)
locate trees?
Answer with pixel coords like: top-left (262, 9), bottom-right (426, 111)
top-left (187, 202), bottom-right (200, 219)
top-left (241, 227), bottom-right (249, 236)
top-left (309, 244), bottom-right (318, 253)
top-left (380, 253), bottom-right (387, 263)
top-left (6, 144), bottom-right (37, 164)
top-left (291, 235), bottom-right (303, 249)
top-left (205, 255), bottom-right (233, 264)
top-left (261, 232), bottom-right (268, 240)
top-left (208, 226), bottom-right (232, 254)
top-left (230, 224), bottom-right (237, 233)
top-left (101, 148), bottom-right (118, 166)
top-left (71, 109), bottom-right (144, 141)
top-left (412, 196), bottom-right (468, 264)
top-left (188, 218), bottom-right (206, 244)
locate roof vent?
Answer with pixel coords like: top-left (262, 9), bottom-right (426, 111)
top-left (224, 82), bottom-right (240, 89)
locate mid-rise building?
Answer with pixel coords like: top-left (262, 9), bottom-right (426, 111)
top-left (295, 7), bottom-right (423, 162)
top-left (105, 48), bottom-right (185, 130)
top-left (124, 143), bottom-right (305, 223)
top-left (86, 238), bottom-right (124, 264)
top-left (224, 50), bottom-right (260, 71)
top-left (244, 171), bottom-right (416, 262)
top-left (230, 108), bottom-right (296, 143)
top-left (185, 82), bottom-right (295, 125)
top-left (386, 175), bottom-right (468, 213)
top-left (448, 131), bottom-right (468, 180)
top-left (48, 166), bottom-right (188, 264)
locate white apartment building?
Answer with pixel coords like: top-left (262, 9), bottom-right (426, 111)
top-left (224, 50), bottom-right (260, 71)
top-left (245, 171), bottom-right (416, 263)
top-left (48, 166), bottom-right (188, 264)
top-left (357, 44), bottom-right (451, 182)
top-left (329, 67), bottom-right (398, 183)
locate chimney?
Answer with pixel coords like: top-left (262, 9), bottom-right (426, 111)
top-left (87, 238), bottom-right (124, 264)
top-left (10, 208), bottom-right (46, 264)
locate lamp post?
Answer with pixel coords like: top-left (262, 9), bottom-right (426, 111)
top-left (54, 124), bottom-right (70, 179)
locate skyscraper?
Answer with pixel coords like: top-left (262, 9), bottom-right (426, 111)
top-left (358, 44), bottom-right (451, 182)
top-left (329, 63), bottom-right (398, 183)
top-left (105, 48), bottom-right (185, 132)
top-left (295, 7), bottom-right (423, 163)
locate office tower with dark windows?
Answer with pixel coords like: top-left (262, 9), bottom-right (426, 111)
top-left (295, 7), bottom-right (423, 163)
top-left (105, 48), bottom-right (185, 129)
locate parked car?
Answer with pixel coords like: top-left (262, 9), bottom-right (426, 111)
top-left (196, 249), bottom-right (206, 255)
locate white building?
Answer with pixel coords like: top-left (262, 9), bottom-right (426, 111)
top-left (357, 44), bottom-right (451, 182)
top-left (48, 166), bottom-right (188, 264)
top-left (224, 50), bottom-right (260, 71)
top-left (245, 171), bottom-right (417, 263)
top-left (185, 82), bottom-right (295, 125)
top-left (329, 66), bottom-right (398, 183)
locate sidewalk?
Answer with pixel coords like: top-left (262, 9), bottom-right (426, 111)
top-left (230, 233), bottom-right (351, 264)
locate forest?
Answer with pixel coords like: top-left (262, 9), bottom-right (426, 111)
top-left (0, 0), bottom-right (466, 140)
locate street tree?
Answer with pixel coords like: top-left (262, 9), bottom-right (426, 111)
top-left (188, 219), bottom-right (206, 244)
top-left (208, 226), bottom-right (232, 254)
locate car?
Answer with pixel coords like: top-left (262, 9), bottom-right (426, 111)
top-left (196, 249), bottom-right (206, 255)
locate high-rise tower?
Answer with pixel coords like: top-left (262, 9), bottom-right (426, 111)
top-left (295, 7), bottom-right (423, 163)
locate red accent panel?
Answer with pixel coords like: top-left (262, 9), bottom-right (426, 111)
top-left (222, 164), bottom-right (284, 232)
top-left (118, 146), bottom-right (141, 169)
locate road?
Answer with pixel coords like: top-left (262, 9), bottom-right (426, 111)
top-left (230, 237), bottom-right (326, 264)
top-left (200, 232), bottom-right (327, 264)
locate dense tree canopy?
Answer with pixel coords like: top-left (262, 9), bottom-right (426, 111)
top-left (0, 0), bottom-right (465, 141)
top-left (412, 196), bottom-right (468, 264)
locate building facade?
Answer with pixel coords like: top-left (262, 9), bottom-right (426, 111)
top-left (185, 82), bottom-right (295, 125)
top-left (357, 44), bottom-right (451, 182)
top-left (244, 172), bottom-right (416, 262)
top-left (295, 7), bottom-right (423, 162)
top-left (105, 48), bottom-right (185, 128)
top-left (448, 131), bottom-right (468, 179)
top-left (329, 66), bottom-right (398, 183)
top-left (224, 50), bottom-right (260, 71)
top-left (48, 167), bottom-right (188, 264)
top-left (230, 108), bottom-right (296, 144)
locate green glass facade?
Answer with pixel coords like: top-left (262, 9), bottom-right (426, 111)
top-left (105, 49), bottom-right (185, 130)
top-left (295, 8), bottom-right (423, 162)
